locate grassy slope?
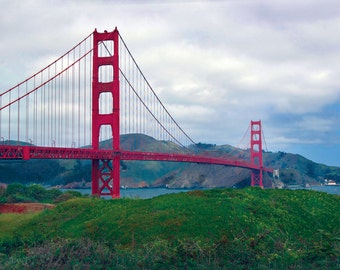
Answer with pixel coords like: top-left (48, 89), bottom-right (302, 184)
top-left (0, 188), bottom-right (339, 268)
top-left (0, 213), bottom-right (39, 239)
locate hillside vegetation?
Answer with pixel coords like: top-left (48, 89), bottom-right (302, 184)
top-left (0, 188), bottom-right (339, 269)
top-left (1, 134), bottom-right (340, 188)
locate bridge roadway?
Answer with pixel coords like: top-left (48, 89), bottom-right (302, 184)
top-left (0, 145), bottom-right (272, 172)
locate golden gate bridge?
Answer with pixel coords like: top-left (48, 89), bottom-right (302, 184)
top-left (0, 28), bottom-right (272, 198)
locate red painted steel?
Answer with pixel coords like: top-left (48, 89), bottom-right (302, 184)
top-left (91, 28), bottom-right (120, 198)
top-left (250, 120), bottom-right (264, 187)
top-left (0, 28), bottom-right (273, 197)
top-left (0, 145), bottom-right (273, 173)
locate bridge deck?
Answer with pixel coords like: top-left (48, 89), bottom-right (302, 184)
top-left (0, 145), bottom-right (272, 172)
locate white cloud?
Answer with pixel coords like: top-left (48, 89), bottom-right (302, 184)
top-left (1, 0), bottom-right (340, 165)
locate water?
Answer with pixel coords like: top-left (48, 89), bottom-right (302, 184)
top-left (62, 188), bottom-right (192, 199)
top-left (296, 185), bottom-right (340, 195)
top-left (120, 188), bottom-right (191, 199)
top-left (63, 185), bottom-right (340, 199)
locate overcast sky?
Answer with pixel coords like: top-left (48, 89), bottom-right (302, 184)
top-left (1, 0), bottom-right (340, 166)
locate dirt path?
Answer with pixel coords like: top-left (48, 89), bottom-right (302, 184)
top-left (0, 203), bottom-right (55, 214)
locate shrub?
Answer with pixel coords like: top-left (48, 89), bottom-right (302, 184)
top-left (1, 238), bottom-right (117, 270)
top-left (53, 191), bottom-right (82, 203)
top-left (2, 183), bottom-right (64, 203)
top-left (5, 183), bottom-right (28, 197)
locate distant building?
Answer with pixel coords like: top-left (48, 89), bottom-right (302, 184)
top-left (325, 179), bottom-right (337, 185)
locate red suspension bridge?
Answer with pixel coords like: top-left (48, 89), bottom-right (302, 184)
top-left (0, 28), bottom-right (272, 198)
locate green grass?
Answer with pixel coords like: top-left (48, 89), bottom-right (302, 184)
top-left (0, 188), bottom-right (339, 269)
top-left (0, 213), bottom-right (39, 238)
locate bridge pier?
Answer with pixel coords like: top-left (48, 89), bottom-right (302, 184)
top-left (91, 28), bottom-right (120, 198)
top-left (250, 120), bottom-right (264, 188)
top-left (251, 168), bottom-right (263, 187)
top-left (92, 158), bottom-right (120, 197)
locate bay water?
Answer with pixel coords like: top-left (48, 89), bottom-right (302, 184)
top-left (63, 185), bottom-right (340, 199)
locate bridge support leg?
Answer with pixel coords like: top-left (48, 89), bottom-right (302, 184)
top-left (251, 169), bottom-right (263, 187)
top-left (91, 28), bottom-right (120, 198)
top-left (92, 160), bottom-right (100, 196)
top-left (250, 120), bottom-right (264, 188)
top-left (92, 158), bottom-right (120, 198)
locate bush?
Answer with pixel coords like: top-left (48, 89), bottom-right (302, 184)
top-left (1, 184), bottom-right (65, 203)
top-left (1, 238), bottom-right (117, 270)
top-left (53, 191), bottom-right (82, 203)
top-left (5, 183), bottom-right (28, 197)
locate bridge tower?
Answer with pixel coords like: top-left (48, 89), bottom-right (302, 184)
top-left (250, 120), bottom-right (263, 188)
top-left (92, 28), bottom-right (120, 198)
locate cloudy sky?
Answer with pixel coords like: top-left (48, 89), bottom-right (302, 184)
top-left (1, 0), bottom-right (340, 166)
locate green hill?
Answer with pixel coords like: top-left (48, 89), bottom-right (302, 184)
top-left (0, 134), bottom-right (340, 188)
top-left (0, 188), bottom-right (339, 269)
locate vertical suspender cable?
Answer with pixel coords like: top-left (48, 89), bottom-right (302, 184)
top-left (17, 86), bottom-right (20, 144)
top-left (72, 48), bottom-right (75, 146)
top-left (84, 39), bottom-right (87, 147)
top-left (33, 75), bottom-right (36, 144)
top-left (8, 87), bottom-right (11, 142)
top-left (89, 41), bottom-right (92, 145)
top-left (41, 82), bottom-right (43, 145)
top-left (25, 81), bottom-right (28, 143)
top-left (47, 67), bottom-right (50, 145)
top-left (128, 53), bottom-right (130, 134)
top-left (132, 54), bottom-right (134, 134)
top-left (59, 59), bottom-right (62, 146)
top-left (137, 71), bottom-right (140, 134)
top-left (78, 45), bottom-right (81, 148)
top-left (66, 53), bottom-right (69, 146)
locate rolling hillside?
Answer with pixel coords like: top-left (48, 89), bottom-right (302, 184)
top-left (0, 133), bottom-right (339, 188)
top-left (0, 188), bottom-right (339, 269)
